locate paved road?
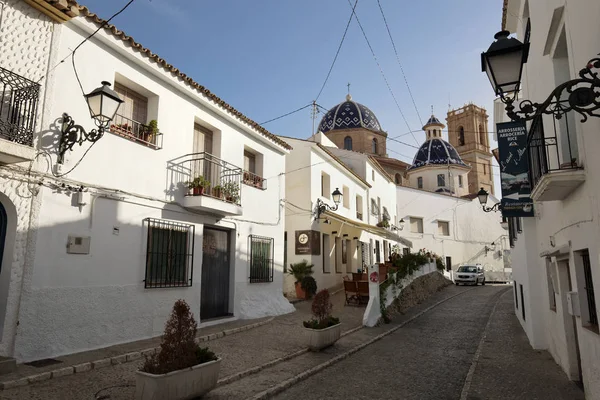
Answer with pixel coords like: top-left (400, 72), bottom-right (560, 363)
top-left (275, 285), bottom-right (585, 400)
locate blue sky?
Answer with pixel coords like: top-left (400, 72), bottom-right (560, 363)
top-left (82, 0), bottom-right (504, 190)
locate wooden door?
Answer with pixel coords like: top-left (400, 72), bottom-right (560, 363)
top-left (201, 228), bottom-right (230, 320)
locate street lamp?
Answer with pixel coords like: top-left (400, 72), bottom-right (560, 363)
top-left (477, 187), bottom-right (502, 213)
top-left (58, 81), bottom-right (124, 164)
top-left (391, 218), bottom-right (405, 231)
top-left (315, 188), bottom-right (343, 219)
top-left (482, 31), bottom-right (600, 122)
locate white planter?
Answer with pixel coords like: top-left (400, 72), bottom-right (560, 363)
top-left (305, 323), bottom-right (341, 351)
top-left (135, 358), bottom-right (221, 400)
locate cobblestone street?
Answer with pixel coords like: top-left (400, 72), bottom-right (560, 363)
top-left (0, 283), bottom-right (584, 399)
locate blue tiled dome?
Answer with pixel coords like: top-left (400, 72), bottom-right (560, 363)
top-left (425, 115), bottom-right (443, 126)
top-left (318, 95), bottom-right (382, 133)
top-left (407, 138), bottom-right (468, 171)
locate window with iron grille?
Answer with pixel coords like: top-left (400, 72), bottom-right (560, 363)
top-left (249, 235), bottom-right (274, 283)
top-left (143, 218), bottom-right (194, 288)
top-left (0, 67), bottom-right (40, 146)
top-left (581, 251), bottom-right (598, 329)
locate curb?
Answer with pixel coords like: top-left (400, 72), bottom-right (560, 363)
top-left (248, 288), bottom-right (476, 400)
top-left (0, 317), bottom-right (274, 391)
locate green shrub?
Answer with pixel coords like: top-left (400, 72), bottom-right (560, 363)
top-left (301, 275), bottom-right (317, 297)
top-left (288, 260), bottom-right (314, 283)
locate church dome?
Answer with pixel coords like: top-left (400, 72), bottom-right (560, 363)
top-left (318, 94), bottom-right (382, 134)
top-left (407, 138), bottom-right (468, 171)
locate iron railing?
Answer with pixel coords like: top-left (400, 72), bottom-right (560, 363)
top-left (0, 67), bottom-right (40, 146)
top-left (167, 152), bottom-right (242, 205)
top-left (528, 113), bottom-right (581, 190)
top-left (242, 170), bottom-right (267, 190)
top-left (143, 218), bottom-right (194, 288)
top-left (248, 235), bottom-right (274, 283)
top-left (109, 114), bottom-right (163, 149)
top-left (581, 252), bottom-right (598, 327)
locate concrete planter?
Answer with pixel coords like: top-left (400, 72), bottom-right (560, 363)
top-left (135, 358), bottom-right (221, 400)
top-left (305, 323), bottom-right (341, 351)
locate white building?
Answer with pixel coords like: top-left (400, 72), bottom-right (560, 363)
top-left (501, 0), bottom-right (600, 398)
top-left (0, 0), bottom-right (292, 362)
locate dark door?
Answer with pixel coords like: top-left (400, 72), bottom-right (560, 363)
top-left (0, 202), bottom-right (6, 275)
top-left (375, 240), bottom-right (381, 263)
top-left (201, 228), bottom-right (231, 320)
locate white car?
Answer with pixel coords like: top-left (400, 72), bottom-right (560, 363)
top-left (454, 265), bottom-right (485, 286)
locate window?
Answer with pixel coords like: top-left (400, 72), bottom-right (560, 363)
top-left (283, 232), bottom-right (288, 273)
top-left (483, 163), bottom-right (487, 175)
top-left (243, 149), bottom-right (266, 189)
top-left (458, 175), bottom-right (463, 188)
top-left (342, 239), bottom-right (348, 265)
top-left (144, 218), bottom-right (194, 288)
top-left (375, 240), bottom-right (381, 263)
top-left (581, 251), bottom-right (598, 329)
top-left (520, 284), bottom-right (526, 320)
top-left (244, 151), bottom-right (256, 173)
top-left (114, 82), bottom-right (148, 123)
top-left (321, 172), bottom-right (330, 198)
top-left (445, 256), bottom-right (452, 272)
top-left (356, 195), bottom-right (363, 220)
top-left (410, 217), bottom-right (423, 234)
top-left (479, 124), bottom-right (486, 146)
top-left (249, 235), bottom-right (274, 283)
top-left (395, 173), bottom-right (402, 185)
top-left (0, 67), bottom-right (40, 146)
top-left (372, 170), bottom-right (375, 181)
top-left (335, 237), bottom-right (342, 273)
top-left (417, 177), bottom-right (423, 189)
top-left (546, 260), bottom-right (557, 311)
top-left (344, 136), bottom-right (353, 150)
top-left (382, 206), bottom-right (390, 221)
top-left (323, 234), bottom-right (331, 273)
top-left (371, 198), bottom-right (379, 216)
top-left (372, 138), bottom-right (378, 154)
top-left (438, 221), bottom-right (450, 236)
top-left (343, 186), bottom-right (350, 208)
top-left (437, 174), bottom-right (445, 187)
top-left (112, 82), bottom-right (161, 147)
top-left (458, 126), bottom-right (465, 146)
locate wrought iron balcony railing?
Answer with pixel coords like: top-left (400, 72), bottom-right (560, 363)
top-left (0, 67), bottom-right (40, 146)
top-left (527, 112), bottom-right (582, 190)
top-left (168, 152), bottom-right (242, 205)
top-left (242, 170), bottom-right (267, 190)
top-left (109, 114), bottom-right (163, 149)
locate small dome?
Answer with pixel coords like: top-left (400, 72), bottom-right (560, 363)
top-left (318, 95), bottom-right (382, 133)
top-left (407, 138), bottom-right (468, 171)
top-left (425, 115), bottom-right (443, 126)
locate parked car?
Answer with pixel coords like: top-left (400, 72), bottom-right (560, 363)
top-left (454, 264), bottom-right (485, 286)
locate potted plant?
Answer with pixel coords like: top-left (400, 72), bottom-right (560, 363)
top-left (212, 185), bottom-right (224, 199)
top-left (253, 175), bottom-right (263, 189)
top-left (145, 119), bottom-right (158, 143)
top-left (222, 181), bottom-right (240, 203)
top-left (303, 289), bottom-right (341, 351)
top-left (376, 220), bottom-right (390, 228)
top-left (288, 260), bottom-right (314, 299)
top-left (136, 300), bottom-right (220, 400)
top-left (190, 176), bottom-right (209, 196)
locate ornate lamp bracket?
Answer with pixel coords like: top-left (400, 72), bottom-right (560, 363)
top-left (58, 113), bottom-right (106, 164)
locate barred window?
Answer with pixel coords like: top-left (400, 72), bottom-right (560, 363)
top-left (249, 235), bottom-right (274, 283)
top-left (143, 218), bottom-right (194, 288)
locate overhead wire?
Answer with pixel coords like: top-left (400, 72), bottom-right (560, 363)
top-left (345, 0), bottom-right (419, 147)
top-left (259, 104), bottom-right (313, 125)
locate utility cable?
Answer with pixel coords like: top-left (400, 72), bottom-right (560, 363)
top-left (376, 0), bottom-right (423, 126)
top-left (315, 0), bottom-right (359, 102)
top-left (260, 104), bottom-right (312, 125)
top-left (346, 0), bottom-right (418, 146)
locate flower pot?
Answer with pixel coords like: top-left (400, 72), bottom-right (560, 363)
top-left (193, 187), bottom-right (202, 196)
top-left (304, 323), bottom-right (341, 351)
top-left (213, 189), bottom-right (223, 199)
top-left (294, 281), bottom-right (306, 299)
top-left (135, 358), bottom-right (221, 400)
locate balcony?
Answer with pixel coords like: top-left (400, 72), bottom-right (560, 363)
top-left (109, 114), bottom-right (163, 149)
top-left (168, 153), bottom-right (242, 216)
top-left (242, 170), bottom-right (267, 190)
top-left (0, 67), bottom-right (39, 164)
top-left (528, 114), bottom-right (585, 202)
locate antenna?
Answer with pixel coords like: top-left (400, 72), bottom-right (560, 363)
top-left (311, 100), bottom-right (319, 135)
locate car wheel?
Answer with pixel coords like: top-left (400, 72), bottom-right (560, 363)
top-left (455, 282), bottom-right (459, 286)
top-left (482, 279), bottom-right (486, 286)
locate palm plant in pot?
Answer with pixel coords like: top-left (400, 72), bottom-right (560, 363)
top-left (303, 289), bottom-right (341, 351)
top-left (136, 299), bottom-right (220, 400)
top-left (288, 260), bottom-right (315, 299)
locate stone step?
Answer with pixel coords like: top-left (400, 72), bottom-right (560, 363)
top-left (0, 357), bottom-right (16, 375)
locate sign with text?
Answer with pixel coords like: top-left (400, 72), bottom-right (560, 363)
top-left (497, 121), bottom-right (534, 217)
top-left (295, 230), bottom-right (320, 255)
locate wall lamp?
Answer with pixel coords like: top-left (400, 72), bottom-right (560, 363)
top-left (315, 188), bottom-right (342, 220)
top-left (482, 31), bottom-right (600, 122)
top-left (391, 218), bottom-right (405, 231)
top-left (477, 187), bottom-right (502, 213)
top-left (58, 81), bottom-right (124, 164)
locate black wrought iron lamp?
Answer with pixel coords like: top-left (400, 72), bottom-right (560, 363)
top-left (391, 218), bottom-right (405, 231)
top-left (477, 187), bottom-right (502, 213)
top-left (482, 31), bottom-right (600, 122)
top-left (58, 81), bottom-right (124, 164)
top-left (315, 188), bottom-right (342, 220)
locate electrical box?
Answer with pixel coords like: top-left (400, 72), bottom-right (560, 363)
top-left (566, 291), bottom-right (580, 317)
top-left (66, 235), bottom-right (91, 254)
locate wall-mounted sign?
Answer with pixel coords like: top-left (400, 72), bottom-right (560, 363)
top-left (497, 120), bottom-right (534, 217)
top-left (295, 230), bottom-right (320, 255)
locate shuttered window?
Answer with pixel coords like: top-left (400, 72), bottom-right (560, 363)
top-left (410, 217), bottom-right (423, 233)
top-left (114, 83), bottom-right (148, 123)
top-left (249, 235), bottom-right (274, 283)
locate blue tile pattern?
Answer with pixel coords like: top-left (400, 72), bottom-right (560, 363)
top-left (318, 97), bottom-right (382, 133)
top-left (408, 138), bottom-right (468, 171)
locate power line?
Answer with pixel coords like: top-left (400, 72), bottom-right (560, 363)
top-left (376, 0), bottom-right (423, 126)
top-left (260, 104), bottom-right (312, 125)
top-left (346, 0), bottom-right (419, 147)
top-left (314, 0), bottom-right (359, 102)
top-left (392, 128), bottom-right (506, 139)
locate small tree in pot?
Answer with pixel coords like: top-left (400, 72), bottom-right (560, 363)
top-left (136, 300), bottom-right (220, 400)
top-left (288, 260), bottom-right (314, 299)
top-left (303, 289), bottom-right (341, 351)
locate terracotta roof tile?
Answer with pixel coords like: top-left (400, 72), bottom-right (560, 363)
top-left (72, 4), bottom-right (291, 150)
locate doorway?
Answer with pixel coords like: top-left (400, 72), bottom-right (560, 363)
top-left (562, 259), bottom-right (583, 386)
top-left (201, 227), bottom-right (231, 320)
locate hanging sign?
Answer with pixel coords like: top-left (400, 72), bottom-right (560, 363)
top-left (295, 230), bottom-right (320, 255)
top-left (497, 120), bottom-right (534, 217)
